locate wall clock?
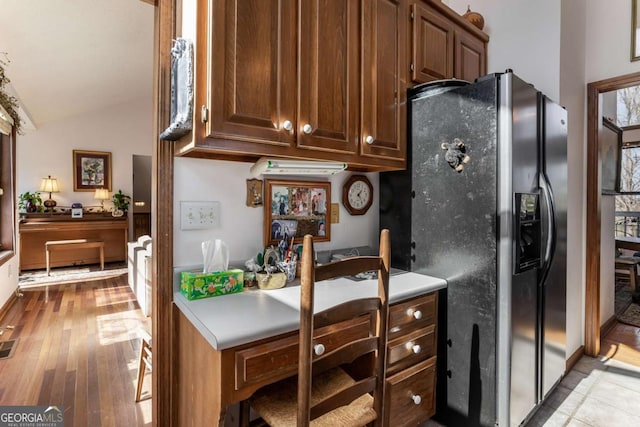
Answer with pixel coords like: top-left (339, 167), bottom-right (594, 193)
top-left (342, 175), bottom-right (373, 215)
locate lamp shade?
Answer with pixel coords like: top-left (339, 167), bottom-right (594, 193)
top-left (39, 176), bottom-right (59, 193)
top-left (94, 188), bottom-right (110, 200)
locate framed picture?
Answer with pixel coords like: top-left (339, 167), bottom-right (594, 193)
top-left (264, 179), bottom-right (331, 246)
top-left (601, 117), bottom-right (621, 194)
top-left (73, 150), bottom-right (112, 191)
top-left (246, 179), bottom-right (263, 207)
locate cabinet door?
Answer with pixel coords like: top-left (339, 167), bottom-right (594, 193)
top-left (454, 28), bottom-right (486, 82)
top-left (297, 0), bottom-right (359, 154)
top-left (207, 0), bottom-right (296, 147)
top-left (361, 0), bottom-right (406, 162)
top-left (410, 2), bottom-right (454, 83)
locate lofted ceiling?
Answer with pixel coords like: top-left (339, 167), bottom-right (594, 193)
top-left (0, 0), bottom-right (155, 130)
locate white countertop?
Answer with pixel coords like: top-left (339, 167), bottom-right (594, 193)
top-left (174, 271), bottom-right (447, 350)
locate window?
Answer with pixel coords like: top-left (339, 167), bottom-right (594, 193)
top-left (613, 85), bottom-right (640, 238)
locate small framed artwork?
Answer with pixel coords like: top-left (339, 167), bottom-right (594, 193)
top-left (73, 150), bottom-right (112, 192)
top-left (246, 179), bottom-right (263, 207)
top-left (264, 179), bottom-right (331, 246)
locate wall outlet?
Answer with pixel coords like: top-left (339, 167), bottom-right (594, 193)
top-left (180, 201), bottom-right (221, 230)
top-left (330, 203), bottom-right (339, 224)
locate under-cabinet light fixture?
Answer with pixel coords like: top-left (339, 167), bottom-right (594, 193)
top-left (250, 158), bottom-right (347, 177)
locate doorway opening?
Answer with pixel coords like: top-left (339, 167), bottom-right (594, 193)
top-left (585, 71), bottom-right (640, 356)
top-left (133, 154), bottom-right (152, 239)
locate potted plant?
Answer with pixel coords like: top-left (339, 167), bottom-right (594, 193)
top-left (18, 192), bottom-right (43, 213)
top-left (112, 190), bottom-right (131, 216)
top-left (0, 54), bottom-right (23, 134)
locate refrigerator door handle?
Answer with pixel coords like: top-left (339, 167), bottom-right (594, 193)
top-left (539, 172), bottom-right (557, 282)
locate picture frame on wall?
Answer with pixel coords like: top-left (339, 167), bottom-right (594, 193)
top-left (73, 150), bottom-right (112, 192)
top-left (264, 179), bottom-right (331, 246)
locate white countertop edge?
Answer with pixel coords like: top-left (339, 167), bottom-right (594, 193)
top-left (174, 271), bottom-right (447, 350)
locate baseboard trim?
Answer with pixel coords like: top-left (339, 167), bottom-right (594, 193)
top-left (601, 314), bottom-right (617, 338)
top-left (566, 345), bottom-right (584, 372)
top-left (0, 290), bottom-right (18, 322)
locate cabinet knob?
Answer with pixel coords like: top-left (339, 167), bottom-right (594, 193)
top-left (365, 135), bottom-right (374, 144)
top-left (411, 394), bottom-right (422, 405)
top-left (302, 124), bottom-right (313, 134)
top-left (313, 343), bottom-right (325, 356)
top-left (282, 120), bottom-right (293, 132)
top-left (404, 342), bottom-right (422, 354)
top-left (406, 308), bottom-right (422, 320)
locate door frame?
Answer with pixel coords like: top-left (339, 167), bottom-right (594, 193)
top-left (585, 71), bottom-right (640, 356)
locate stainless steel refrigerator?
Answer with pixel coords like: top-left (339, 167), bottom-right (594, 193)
top-left (380, 71), bottom-right (567, 427)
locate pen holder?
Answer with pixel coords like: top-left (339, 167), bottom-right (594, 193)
top-left (277, 261), bottom-right (297, 282)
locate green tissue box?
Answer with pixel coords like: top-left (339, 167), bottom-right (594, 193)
top-left (180, 269), bottom-right (244, 300)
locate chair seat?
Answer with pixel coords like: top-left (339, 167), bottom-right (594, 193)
top-left (250, 367), bottom-right (376, 427)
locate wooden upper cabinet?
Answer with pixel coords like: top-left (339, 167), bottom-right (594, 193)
top-left (180, 0), bottom-right (493, 170)
top-left (410, 2), bottom-right (454, 83)
top-left (454, 26), bottom-right (486, 82)
top-left (361, 0), bottom-right (406, 161)
top-left (297, 0), bottom-right (359, 154)
top-left (410, 1), bottom-right (488, 84)
top-left (207, 0), bottom-right (296, 148)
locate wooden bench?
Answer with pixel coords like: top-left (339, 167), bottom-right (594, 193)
top-left (45, 239), bottom-right (105, 276)
top-left (615, 256), bottom-right (639, 293)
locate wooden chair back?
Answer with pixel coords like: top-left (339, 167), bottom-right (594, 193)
top-left (297, 229), bottom-right (390, 426)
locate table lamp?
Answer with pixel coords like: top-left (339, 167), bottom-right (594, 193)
top-left (39, 175), bottom-right (59, 211)
top-left (94, 188), bottom-right (110, 212)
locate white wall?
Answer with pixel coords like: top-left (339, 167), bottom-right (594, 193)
top-left (444, 0), bottom-right (561, 100)
top-left (586, 2), bottom-right (640, 83)
top-left (16, 97), bottom-right (153, 230)
top-left (173, 158), bottom-right (379, 268)
top-left (560, 0), bottom-right (587, 355)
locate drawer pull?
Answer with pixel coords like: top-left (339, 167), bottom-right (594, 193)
top-left (405, 342), bottom-right (422, 354)
top-left (313, 343), bottom-right (325, 356)
top-left (411, 394), bottom-right (422, 405)
top-left (406, 308), bottom-right (423, 320)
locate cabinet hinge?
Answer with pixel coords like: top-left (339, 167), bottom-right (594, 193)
top-left (201, 105), bottom-right (209, 124)
top-left (410, 11), bottom-right (414, 21)
top-left (410, 63), bottom-right (415, 72)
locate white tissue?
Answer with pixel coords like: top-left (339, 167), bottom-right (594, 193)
top-left (202, 239), bottom-right (229, 273)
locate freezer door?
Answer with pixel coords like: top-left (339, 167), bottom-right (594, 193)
top-left (539, 95), bottom-right (567, 400)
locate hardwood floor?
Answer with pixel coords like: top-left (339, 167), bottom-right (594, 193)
top-left (600, 321), bottom-right (640, 367)
top-left (0, 273), bottom-right (152, 426)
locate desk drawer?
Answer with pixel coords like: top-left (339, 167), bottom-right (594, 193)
top-left (385, 356), bottom-right (436, 427)
top-left (234, 316), bottom-right (370, 390)
top-left (386, 325), bottom-right (435, 376)
top-left (389, 293), bottom-right (436, 339)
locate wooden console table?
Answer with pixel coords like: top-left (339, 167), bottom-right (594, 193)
top-left (19, 214), bottom-right (128, 272)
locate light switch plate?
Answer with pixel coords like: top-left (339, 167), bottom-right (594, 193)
top-left (330, 203), bottom-right (339, 224)
top-left (180, 201), bottom-right (221, 230)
